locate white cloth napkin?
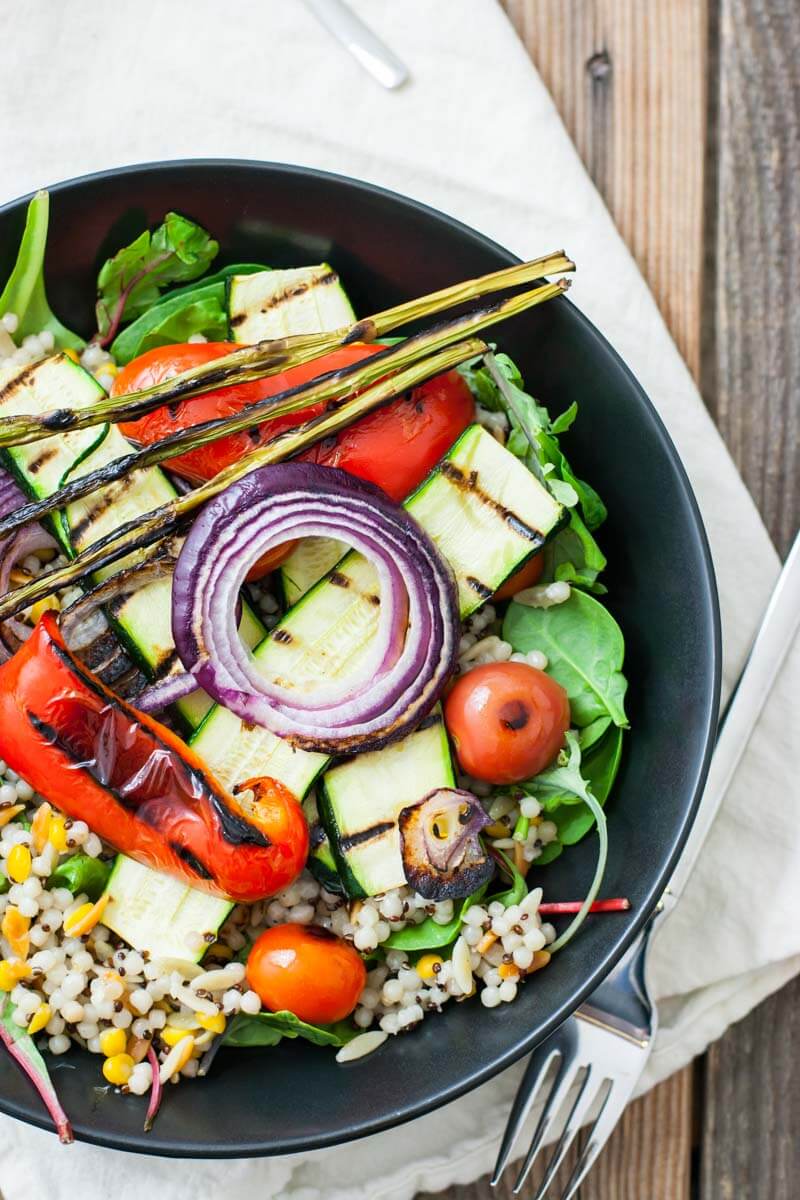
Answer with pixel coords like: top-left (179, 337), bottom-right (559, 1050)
top-left (1, 2), bottom-right (798, 1196)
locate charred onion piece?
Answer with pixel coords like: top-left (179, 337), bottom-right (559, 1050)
top-left (399, 788), bottom-right (495, 900)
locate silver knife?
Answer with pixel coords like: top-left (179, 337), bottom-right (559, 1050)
top-left (664, 530), bottom-right (800, 908)
top-left (302, 0), bottom-right (409, 90)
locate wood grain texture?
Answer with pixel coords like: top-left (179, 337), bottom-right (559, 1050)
top-left (702, 0), bottom-right (800, 555)
top-left (502, 0), bottom-right (708, 381)
top-left (417, 1068), bottom-right (693, 1200)
top-left (700, 976), bottom-right (800, 1200)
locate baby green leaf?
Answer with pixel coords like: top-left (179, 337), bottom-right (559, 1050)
top-left (95, 212), bottom-right (219, 343)
top-left (48, 853), bottom-right (112, 901)
top-left (223, 1009), bottom-right (355, 1049)
top-left (0, 191), bottom-right (83, 350)
top-left (503, 589), bottom-right (628, 728)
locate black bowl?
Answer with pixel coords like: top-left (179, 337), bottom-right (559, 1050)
top-left (0, 161), bottom-right (720, 1156)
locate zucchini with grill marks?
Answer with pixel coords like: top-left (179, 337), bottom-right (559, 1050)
top-left (319, 711), bottom-right (454, 898)
top-left (0, 356), bottom-right (265, 727)
top-left (193, 424), bottom-right (564, 807)
top-left (227, 265), bottom-right (355, 344)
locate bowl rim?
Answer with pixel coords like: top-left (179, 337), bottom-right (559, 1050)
top-left (0, 158), bottom-right (722, 1156)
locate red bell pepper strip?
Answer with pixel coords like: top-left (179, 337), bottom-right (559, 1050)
top-left (0, 614), bottom-right (308, 903)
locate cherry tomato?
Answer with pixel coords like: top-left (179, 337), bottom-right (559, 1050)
top-left (114, 342), bottom-right (475, 501)
top-left (246, 924), bottom-right (367, 1024)
top-left (492, 552), bottom-right (544, 601)
top-left (444, 662), bottom-right (570, 785)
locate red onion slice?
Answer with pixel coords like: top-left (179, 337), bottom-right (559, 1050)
top-left (0, 524), bottom-right (58, 661)
top-left (172, 463), bottom-right (459, 753)
top-left (399, 788), bottom-right (495, 900)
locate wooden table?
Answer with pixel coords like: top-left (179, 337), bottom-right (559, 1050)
top-left (419, 2), bottom-right (800, 1197)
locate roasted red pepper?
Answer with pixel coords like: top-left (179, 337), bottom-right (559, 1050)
top-left (0, 614), bottom-right (308, 902)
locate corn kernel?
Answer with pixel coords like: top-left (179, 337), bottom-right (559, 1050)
top-left (498, 963), bottom-right (520, 981)
top-left (48, 815), bottom-right (69, 852)
top-left (99, 1027), bottom-right (127, 1058)
top-left (28, 596), bottom-right (59, 624)
top-left (63, 892), bottom-right (109, 937)
top-left (26, 1004), bottom-right (51, 1035)
top-left (485, 821), bottom-right (509, 838)
top-left (416, 954), bottom-right (444, 981)
top-left (7, 844), bottom-right (32, 884)
top-left (527, 950), bottom-right (551, 975)
top-left (476, 930), bottom-right (498, 955)
top-left (0, 804), bottom-right (24, 829)
top-left (207, 942), bottom-right (233, 961)
top-left (1, 908), bottom-right (30, 959)
top-left (102, 1053), bottom-right (135, 1086)
top-left (195, 1011), bottom-right (226, 1035)
top-left (31, 802), bottom-right (52, 854)
top-left (64, 348), bottom-right (80, 364)
top-left (0, 959), bottom-right (30, 990)
top-left (161, 1025), bottom-right (192, 1048)
top-left (100, 362), bottom-right (118, 379)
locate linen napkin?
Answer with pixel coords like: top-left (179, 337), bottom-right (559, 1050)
top-left (0, 2), bottom-right (797, 1197)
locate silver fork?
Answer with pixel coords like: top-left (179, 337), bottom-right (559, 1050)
top-left (492, 530), bottom-right (800, 1198)
top-left (491, 918), bottom-right (657, 1198)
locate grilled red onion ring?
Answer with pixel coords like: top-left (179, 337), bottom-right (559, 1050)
top-left (172, 463), bottom-right (459, 753)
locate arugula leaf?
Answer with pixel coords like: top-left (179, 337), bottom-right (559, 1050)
top-left (95, 212), bottom-right (219, 343)
top-left (110, 264), bottom-right (269, 363)
top-left (549, 402), bottom-right (578, 435)
top-left (384, 882), bottom-right (489, 951)
top-left (546, 727), bottom-right (624, 846)
top-left (0, 191), bottom-right (83, 350)
top-left (461, 352), bottom-right (608, 589)
top-left (48, 853), bottom-right (111, 901)
top-left (503, 589), bottom-right (628, 728)
top-left (223, 1009), bottom-right (355, 1049)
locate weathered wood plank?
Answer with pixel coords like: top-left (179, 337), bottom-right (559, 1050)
top-left (699, 0), bottom-right (800, 1190)
top-left (417, 3), bottom-right (710, 1197)
top-left (700, 976), bottom-right (800, 1200)
top-left (701, 0), bottom-right (800, 556)
top-left (417, 1067), bottom-right (693, 1200)
top-left (502, 0), bottom-right (708, 381)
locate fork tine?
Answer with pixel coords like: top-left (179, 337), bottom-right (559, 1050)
top-left (490, 1044), bottom-right (564, 1185)
top-left (516, 1067), bottom-right (597, 1198)
top-left (558, 1076), bottom-right (631, 1200)
top-left (508, 1048), bottom-right (581, 1194)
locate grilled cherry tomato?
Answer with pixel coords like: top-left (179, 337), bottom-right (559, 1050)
top-left (246, 924), bottom-right (366, 1023)
top-left (444, 662), bottom-right (570, 785)
top-left (114, 342), bottom-right (475, 501)
top-left (492, 552), bottom-right (544, 601)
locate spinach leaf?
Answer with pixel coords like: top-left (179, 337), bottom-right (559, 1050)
top-left (111, 284), bottom-right (226, 363)
top-left (0, 871), bottom-right (8, 895)
top-left (577, 715), bottom-right (612, 752)
top-left (384, 882), bottom-right (489, 951)
top-left (534, 841), bottom-right (564, 867)
top-left (0, 192), bottom-right (83, 350)
top-left (48, 853), bottom-right (111, 901)
top-left (110, 263), bottom-right (269, 363)
top-left (224, 1009), bottom-right (355, 1049)
top-left (503, 589), bottom-right (628, 728)
top-left (95, 212), bottom-right (219, 343)
top-left (550, 402), bottom-right (578, 435)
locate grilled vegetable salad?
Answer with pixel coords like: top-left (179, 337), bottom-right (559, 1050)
top-left (0, 193), bottom-right (628, 1141)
